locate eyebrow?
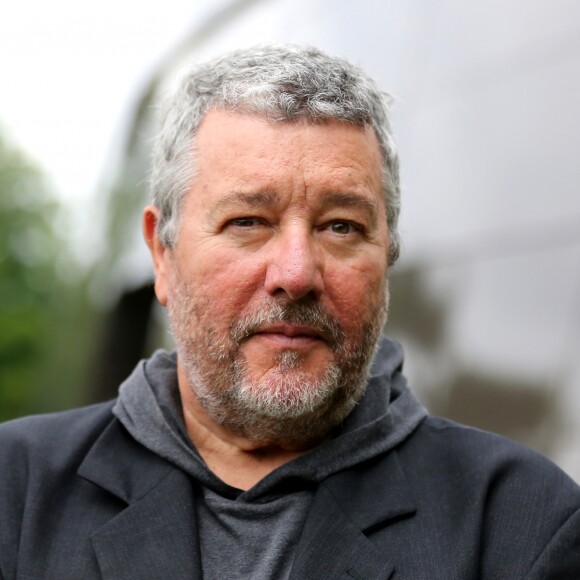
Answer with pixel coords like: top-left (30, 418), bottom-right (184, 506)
top-left (209, 190), bottom-right (279, 219)
top-left (209, 189), bottom-right (380, 226)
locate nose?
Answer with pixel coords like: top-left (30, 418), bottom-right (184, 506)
top-left (264, 229), bottom-right (324, 301)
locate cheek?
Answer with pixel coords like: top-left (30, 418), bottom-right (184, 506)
top-left (188, 251), bottom-right (266, 315)
top-left (324, 258), bottom-right (387, 324)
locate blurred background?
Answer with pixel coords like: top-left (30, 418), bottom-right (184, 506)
top-left (1, 0), bottom-right (579, 481)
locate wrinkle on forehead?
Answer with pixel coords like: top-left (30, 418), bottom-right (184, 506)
top-left (187, 110), bottom-right (385, 221)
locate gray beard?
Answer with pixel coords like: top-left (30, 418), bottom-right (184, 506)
top-left (168, 282), bottom-right (388, 448)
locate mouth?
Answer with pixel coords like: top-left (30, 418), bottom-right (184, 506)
top-left (231, 301), bottom-right (345, 350)
top-left (253, 324), bottom-right (326, 347)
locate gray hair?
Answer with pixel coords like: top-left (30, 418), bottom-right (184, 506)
top-left (150, 44), bottom-right (401, 264)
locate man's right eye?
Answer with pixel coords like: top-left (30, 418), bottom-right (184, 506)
top-left (224, 216), bottom-right (268, 232)
top-left (228, 217), bottom-right (260, 227)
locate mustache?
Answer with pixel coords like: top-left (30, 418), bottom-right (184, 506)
top-left (230, 300), bottom-right (346, 349)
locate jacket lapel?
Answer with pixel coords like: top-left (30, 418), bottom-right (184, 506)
top-left (90, 469), bottom-right (201, 580)
top-left (290, 450), bottom-right (416, 580)
top-left (78, 420), bottom-right (202, 580)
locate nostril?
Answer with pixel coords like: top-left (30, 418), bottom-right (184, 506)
top-left (264, 260), bottom-right (324, 301)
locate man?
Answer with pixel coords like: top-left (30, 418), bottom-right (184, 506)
top-left (0, 45), bottom-right (578, 579)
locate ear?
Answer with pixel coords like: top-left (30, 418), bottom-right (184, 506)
top-left (143, 205), bottom-right (171, 307)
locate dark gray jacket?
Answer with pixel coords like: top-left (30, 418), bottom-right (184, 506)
top-left (1, 356), bottom-right (579, 578)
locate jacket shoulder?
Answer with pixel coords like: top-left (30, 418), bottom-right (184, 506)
top-left (0, 401), bottom-right (118, 498)
top-left (410, 415), bottom-right (578, 485)
top-left (404, 415), bottom-right (579, 500)
top-left (0, 402), bottom-right (119, 576)
top-left (398, 416), bottom-right (580, 577)
top-left (0, 401), bottom-right (117, 464)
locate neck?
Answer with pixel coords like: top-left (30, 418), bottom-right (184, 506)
top-left (177, 362), bottom-right (315, 491)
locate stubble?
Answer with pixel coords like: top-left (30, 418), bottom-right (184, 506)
top-left (168, 273), bottom-right (388, 447)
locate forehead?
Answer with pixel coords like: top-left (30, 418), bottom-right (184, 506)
top-left (189, 110), bottom-right (384, 204)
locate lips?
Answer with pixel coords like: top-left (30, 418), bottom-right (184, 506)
top-left (255, 324), bottom-right (324, 339)
top-left (230, 301), bottom-right (345, 350)
top-left (253, 324), bottom-right (326, 348)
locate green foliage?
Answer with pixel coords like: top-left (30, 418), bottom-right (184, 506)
top-left (0, 133), bottom-right (93, 421)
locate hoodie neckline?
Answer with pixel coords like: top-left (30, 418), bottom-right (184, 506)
top-left (113, 336), bottom-right (427, 502)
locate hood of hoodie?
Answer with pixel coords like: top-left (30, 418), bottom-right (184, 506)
top-left (113, 335), bottom-right (427, 501)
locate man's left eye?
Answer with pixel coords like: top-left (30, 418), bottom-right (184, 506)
top-left (328, 221), bottom-right (360, 235)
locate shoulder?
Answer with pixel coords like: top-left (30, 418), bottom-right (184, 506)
top-left (0, 400), bottom-right (116, 442)
top-left (0, 401), bottom-right (117, 474)
top-left (405, 415), bottom-right (578, 488)
top-left (398, 416), bottom-right (580, 576)
top-left (0, 402), bottom-right (120, 571)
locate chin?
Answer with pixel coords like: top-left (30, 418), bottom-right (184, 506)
top-left (231, 381), bottom-right (364, 449)
top-left (212, 359), bottom-right (366, 447)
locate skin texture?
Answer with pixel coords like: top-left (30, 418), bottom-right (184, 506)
top-left (144, 110), bottom-right (390, 489)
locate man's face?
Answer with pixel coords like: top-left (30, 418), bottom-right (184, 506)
top-left (146, 110), bottom-right (390, 447)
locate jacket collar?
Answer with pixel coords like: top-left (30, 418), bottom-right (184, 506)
top-left (290, 450), bottom-right (416, 580)
top-left (78, 419), bottom-right (203, 580)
